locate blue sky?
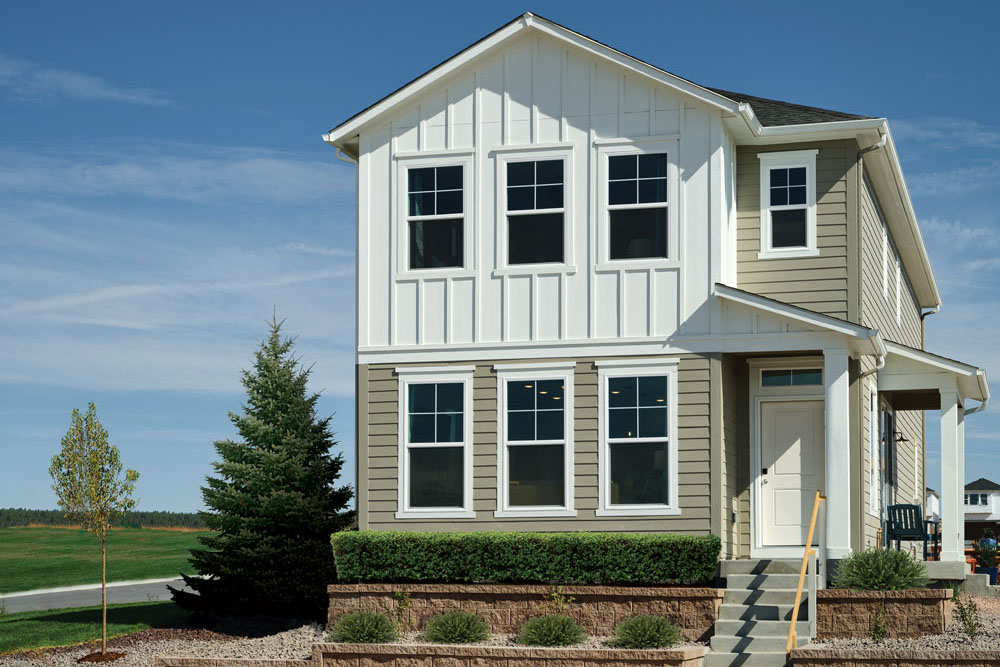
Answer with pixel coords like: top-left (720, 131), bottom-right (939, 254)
top-left (1, 1), bottom-right (998, 512)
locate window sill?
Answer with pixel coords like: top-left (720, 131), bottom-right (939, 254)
top-left (395, 268), bottom-right (477, 281)
top-left (492, 265), bottom-right (577, 278)
top-left (596, 506), bottom-right (680, 517)
top-left (493, 508), bottom-right (577, 518)
top-left (595, 259), bottom-right (680, 272)
top-left (756, 248), bottom-right (820, 261)
top-left (395, 510), bottom-right (476, 520)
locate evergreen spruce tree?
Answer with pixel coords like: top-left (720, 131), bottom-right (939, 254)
top-left (170, 317), bottom-right (353, 619)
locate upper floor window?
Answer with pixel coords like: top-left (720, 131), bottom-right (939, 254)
top-left (966, 493), bottom-right (988, 506)
top-left (506, 159), bottom-right (565, 265)
top-left (608, 153), bottom-right (668, 260)
top-left (758, 150), bottom-right (818, 260)
top-left (407, 165), bottom-right (464, 269)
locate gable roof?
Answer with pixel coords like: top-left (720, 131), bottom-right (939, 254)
top-left (966, 478), bottom-right (1000, 492)
top-left (707, 88), bottom-right (873, 127)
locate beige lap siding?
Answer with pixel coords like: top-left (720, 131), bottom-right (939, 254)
top-left (357, 355), bottom-right (713, 532)
top-left (736, 140), bottom-right (854, 320)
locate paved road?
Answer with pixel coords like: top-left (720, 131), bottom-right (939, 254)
top-left (3, 578), bottom-right (197, 613)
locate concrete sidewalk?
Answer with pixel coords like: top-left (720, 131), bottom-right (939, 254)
top-left (3, 577), bottom-right (196, 613)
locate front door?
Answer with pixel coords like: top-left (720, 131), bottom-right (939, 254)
top-left (760, 400), bottom-right (824, 547)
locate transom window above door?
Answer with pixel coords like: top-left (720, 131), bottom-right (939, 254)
top-left (505, 159), bottom-right (565, 265)
top-left (761, 368), bottom-right (822, 387)
top-left (406, 165), bottom-right (464, 270)
top-left (607, 153), bottom-right (668, 260)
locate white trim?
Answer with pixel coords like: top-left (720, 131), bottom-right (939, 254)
top-left (394, 153), bottom-right (476, 280)
top-left (868, 380), bottom-right (880, 517)
top-left (595, 140), bottom-right (680, 270)
top-left (394, 148), bottom-right (476, 160)
top-left (882, 222), bottom-right (889, 301)
top-left (491, 141), bottom-right (575, 153)
top-left (494, 146), bottom-right (575, 275)
top-left (396, 369), bottom-right (475, 519)
top-left (715, 284), bottom-right (879, 339)
top-left (895, 258), bottom-right (902, 326)
top-left (494, 365), bottom-right (576, 518)
top-left (756, 149), bottom-right (819, 260)
top-left (596, 360), bottom-right (680, 517)
top-left (593, 134), bottom-right (681, 146)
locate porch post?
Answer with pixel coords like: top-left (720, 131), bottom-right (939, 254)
top-left (824, 348), bottom-right (851, 559)
top-left (940, 389), bottom-right (963, 562)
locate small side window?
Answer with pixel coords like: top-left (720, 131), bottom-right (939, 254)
top-left (758, 150), bottom-right (818, 259)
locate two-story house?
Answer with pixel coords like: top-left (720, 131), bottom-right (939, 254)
top-left (323, 13), bottom-right (989, 567)
top-left (965, 478), bottom-right (1000, 542)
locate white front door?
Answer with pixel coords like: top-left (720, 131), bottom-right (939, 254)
top-left (760, 400), bottom-right (825, 547)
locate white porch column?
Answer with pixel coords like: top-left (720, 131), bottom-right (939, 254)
top-left (824, 348), bottom-right (851, 559)
top-left (940, 389), bottom-right (964, 562)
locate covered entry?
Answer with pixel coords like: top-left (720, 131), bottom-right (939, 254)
top-left (878, 341), bottom-right (990, 562)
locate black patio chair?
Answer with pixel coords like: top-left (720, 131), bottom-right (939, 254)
top-left (885, 503), bottom-right (936, 560)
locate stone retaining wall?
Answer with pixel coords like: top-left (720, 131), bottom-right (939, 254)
top-left (328, 583), bottom-right (724, 641)
top-left (315, 642), bottom-right (707, 667)
top-left (790, 647), bottom-right (1000, 666)
top-left (815, 589), bottom-right (953, 639)
top-left (156, 659), bottom-right (311, 667)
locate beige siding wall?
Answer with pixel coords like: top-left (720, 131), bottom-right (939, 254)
top-left (721, 356), bottom-right (749, 558)
top-left (736, 140), bottom-right (856, 320)
top-left (359, 355), bottom-right (714, 533)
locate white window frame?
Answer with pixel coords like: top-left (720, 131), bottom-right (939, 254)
top-left (493, 144), bottom-right (576, 276)
top-left (395, 365), bottom-right (475, 519)
top-left (393, 151), bottom-right (476, 279)
top-left (895, 258), bottom-right (902, 325)
top-left (757, 150), bottom-right (819, 260)
top-left (882, 222), bottom-right (889, 301)
top-left (869, 381), bottom-right (880, 517)
top-left (595, 138), bottom-right (680, 270)
top-left (595, 358), bottom-right (680, 517)
top-left (493, 361), bottom-right (576, 518)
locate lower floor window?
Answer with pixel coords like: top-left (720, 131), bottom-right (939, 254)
top-left (409, 446), bottom-right (463, 508)
top-left (508, 443), bottom-right (564, 507)
top-left (610, 441), bottom-right (669, 505)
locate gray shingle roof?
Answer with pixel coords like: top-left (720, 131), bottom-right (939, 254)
top-left (707, 88), bottom-right (874, 127)
top-left (966, 478), bottom-right (1000, 492)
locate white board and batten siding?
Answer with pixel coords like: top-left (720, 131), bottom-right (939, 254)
top-left (357, 33), bottom-right (729, 352)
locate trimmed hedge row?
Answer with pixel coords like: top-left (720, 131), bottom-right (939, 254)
top-left (331, 531), bottom-right (720, 585)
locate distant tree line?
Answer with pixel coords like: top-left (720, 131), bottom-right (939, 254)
top-left (0, 508), bottom-right (207, 529)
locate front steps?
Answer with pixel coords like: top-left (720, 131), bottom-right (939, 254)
top-left (706, 560), bottom-right (812, 667)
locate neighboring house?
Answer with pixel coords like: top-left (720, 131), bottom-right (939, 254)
top-left (323, 13), bottom-right (989, 565)
top-left (964, 478), bottom-right (1000, 542)
top-left (926, 487), bottom-right (940, 521)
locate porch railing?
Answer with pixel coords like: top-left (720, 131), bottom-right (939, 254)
top-left (786, 489), bottom-right (825, 656)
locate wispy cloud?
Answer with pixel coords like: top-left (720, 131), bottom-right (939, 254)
top-left (893, 117), bottom-right (1000, 150)
top-left (907, 161), bottom-right (1000, 197)
top-left (0, 146), bottom-right (352, 203)
top-left (0, 54), bottom-right (171, 106)
top-left (920, 217), bottom-right (1000, 249)
top-left (285, 242), bottom-right (354, 257)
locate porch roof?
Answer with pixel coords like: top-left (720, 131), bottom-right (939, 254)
top-left (880, 340), bottom-right (990, 407)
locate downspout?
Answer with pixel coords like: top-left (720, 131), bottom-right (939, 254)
top-left (920, 305), bottom-right (940, 321)
top-left (859, 331), bottom-right (887, 378)
top-left (965, 372), bottom-right (990, 415)
top-left (858, 130), bottom-right (887, 156)
top-left (335, 147), bottom-right (358, 165)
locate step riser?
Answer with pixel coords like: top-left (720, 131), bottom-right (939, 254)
top-left (718, 604), bottom-right (802, 621)
top-left (723, 589), bottom-right (799, 606)
top-left (703, 653), bottom-right (791, 667)
top-left (710, 635), bottom-right (808, 653)
top-left (719, 559), bottom-right (801, 576)
top-left (714, 620), bottom-right (809, 637)
top-left (724, 574), bottom-right (802, 590)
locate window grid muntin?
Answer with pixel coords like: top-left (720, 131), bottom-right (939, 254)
top-left (506, 379), bottom-right (565, 445)
top-left (406, 382), bottom-right (464, 447)
top-left (407, 165), bottom-right (463, 218)
top-left (606, 374), bottom-right (671, 508)
top-left (506, 159), bottom-right (564, 214)
top-left (606, 152), bottom-right (669, 261)
top-left (759, 153), bottom-right (816, 256)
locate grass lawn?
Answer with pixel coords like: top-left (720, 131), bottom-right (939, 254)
top-left (0, 601), bottom-right (190, 654)
top-left (0, 527), bottom-right (210, 594)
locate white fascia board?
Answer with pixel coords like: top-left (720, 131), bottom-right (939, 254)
top-left (884, 341), bottom-right (983, 377)
top-left (714, 283), bottom-right (878, 340)
top-left (324, 13), bottom-right (742, 149)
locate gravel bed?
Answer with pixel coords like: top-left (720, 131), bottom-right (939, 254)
top-left (0, 622), bottom-right (325, 667)
top-left (811, 595), bottom-right (1000, 651)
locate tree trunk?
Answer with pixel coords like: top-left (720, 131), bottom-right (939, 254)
top-left (101, 537), bottom-right (107, 654)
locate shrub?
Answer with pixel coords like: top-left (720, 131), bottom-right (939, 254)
top-left (832, 548), bottom-right (928, 590)
top-left (421, 611), bottom-right (490, 644)
top-left (516, 614), bottom-right (586, 647)
top-left (954, 593), bottom-right (982, 639)
top-left (869, 602), bottom-right (888, 642)
top-left (329, 611), bottom-right (397, 643)
top-left (609, 615), bottom-right (681, 649)
top-left (975, 542), bottom-right (997, 569)
top-left (331, 532), bottom-right (721, 585)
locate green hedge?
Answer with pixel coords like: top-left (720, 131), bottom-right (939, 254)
top-left (331, 531), bottom-right (720, 585)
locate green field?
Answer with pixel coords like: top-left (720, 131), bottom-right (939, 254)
top-left (0, 601), bottom-right (189, 654)
top-left (0, 527), bottom-right (210, 593)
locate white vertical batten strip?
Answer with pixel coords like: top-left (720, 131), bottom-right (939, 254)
top-left (388, 133), bottom-right (397, 346)
top-left (560, 48), bottom-right (568, 143)
top-left (587, 61), bottom-right (597, 340)
top-left (473, 70), bottom-right (481, 343)
top-left (530, 36), bottom-right (538, 144)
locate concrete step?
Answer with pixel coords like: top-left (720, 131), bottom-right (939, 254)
top-left (714, 619), bottom-right (810, 638)
top-left (704, 651), bottom-right (791, 667)
top-left (718, 602), bottom-right (805, 622)
top-left (719, 559), bottom-right (801, 577)
top-left (710, 634), bottom-right (808, 654)
top-left (725, 574), bottom-right (801, 590)
top-left (723, 588), bottom-right (799, 606)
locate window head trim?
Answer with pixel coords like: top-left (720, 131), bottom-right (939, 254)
top-left (596, 139), bottom-right (680, 271)
top-left (394, 153), bottom-right (475, 280)
top-left (596, 358), bottom-right (679, 517)
top-left (757, 149), bottom-right (819, 260)
top-left (494, 366), bottom-right (576, 518)
top-left (396, 368), bottom-right (475, 519)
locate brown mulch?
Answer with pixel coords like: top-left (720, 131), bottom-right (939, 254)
top-left (76, 652), bottom-right (126, 663)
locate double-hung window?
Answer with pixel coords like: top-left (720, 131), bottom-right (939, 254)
top-left (869, 383), bottom-right (880, 517)
top-left (607, 152), bottom-right (668, 260)
top-left (397, 367), bottom-right (474, 519)
top-left (406, 165), bottom-right (464, 270)
top-left (495, 363), bottom-right (575, 517)
top-left (758, 150), bottom-right (818, 259)
top-left (505, 158), bottom-right (565, 265)
top-left (597, 360), bottom-right (678, 516)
